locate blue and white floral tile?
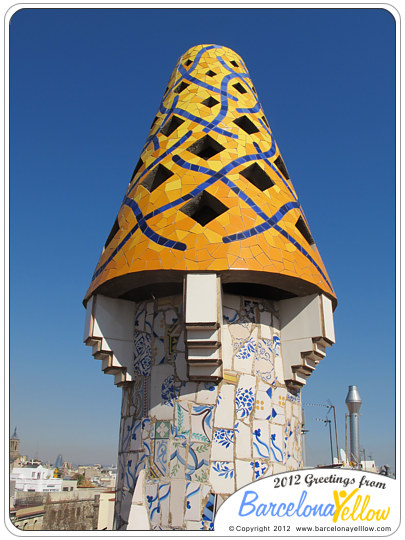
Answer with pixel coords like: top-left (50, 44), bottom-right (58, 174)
top-left (174, 402), bottom-right (190, 439)
top-left (184, 481), bottom-right (202, 521)
top-left (190, 404), bottom-right (213, 443)
top-left (254, 389), bottom-right (272, 420)
top-left (211, 428), bottom-right (234, 461)
top-left (210, 461), bottom-right (235, 494)
top-left (123, 451), bottom-right (141, 492)
top-left (235, 374), bottom-right (256, 420)
top-left (195, 382), bottom-right (218, 405)
top-left (255, 340), bottom-right (275, 385)
top-left (234, 330), bottom-right (257, 374)
top-left (235, 460), bottom-right (254, 490)
top-left (214, 384), bottom-right (235, 429)
top-left (134, 332), bottom-right (152, 376)
top-left (141, 418), bottom-right (151, 440)
top-left (146, 482), bottom-right (160, 527)
top-left (150, 365), bottom-right (176, 420)
top-left (235, 420), bottom-right (252, 459)
top-left (270, 423), bottom-right (285, 463)
top-left (129, 419), bottom-right (143, 452)
top-left (250, 460), bottom-right (269, 480)
top-left (153, 439), bottom-right (169, 477)
top-left (169, 438), bottom-right (187, 479)
top-left (121, 417), bottom-right (136, 453)
top-left (158, 483), bottom-right (171, 527)
top-left (169, 478), bottom-right (186, 528)
top-left (252, 420), bottom-right (270, 459)
top-left (187, 442), bottom-right (210, 483)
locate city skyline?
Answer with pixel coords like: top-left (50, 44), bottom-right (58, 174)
top-left (8, 7), bottom-right (396, 470)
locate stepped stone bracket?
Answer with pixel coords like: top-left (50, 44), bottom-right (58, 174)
top-left (83, 295), bottom-right (135, 387)
top-left (184, 274), bottom-right (223, 382)
top-left (279, 294), bottom-right (335, 389)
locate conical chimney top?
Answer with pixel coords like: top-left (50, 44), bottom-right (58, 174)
top-left (84, 44), bottom-right (336, 308)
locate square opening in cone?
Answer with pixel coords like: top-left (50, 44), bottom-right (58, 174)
top-left (274, 155), bottom-right (290, 179)
top-left (232, 82), bottom-right (247, 94)
top-left (174, 81), bottom-right (190, 94)
top-left (160, 115), bottom-right (185, 137)
top-left (206, 70), bottom-right (217, 77)
top-left (131, 158), bottom-right (144, 181)
top-left (233, 115), bottom-right (259, 135)
top-left (187, 135), bottom-right (225, 160)
top-left (180, 191), bottom-right (228, 226)
top-left (240, 162), bottom-right (274, 191)
top-left (142, 164), bottom-right (174, 192)
top-left (230, 60), bottom-right (239, 68)
top-left (295, 216), bottom-right (315, 246)
top-left (201, 96), bottom-right (220, 108)
top-left (104, 218), bottom-right (119, 248)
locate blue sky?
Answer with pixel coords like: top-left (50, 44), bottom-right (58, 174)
top-left (9, 7), bottom-right (396, 468)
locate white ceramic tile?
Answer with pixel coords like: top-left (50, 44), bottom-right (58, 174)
top-left (260, 323), bottom-right (272, 339)
top-left (129, 419), bottom-right (143, 451)
top-left (195, 382), bottom-right (219, 404)
top-left (178, 381), bottom-right (197, 402)
top-left (221, 326), bottom-right (233, 370)
top-left (214, 384), bottom-right (235, 428)
top-left (235, 460), bottom-right (254, 490)
top-left (272, 462), bottom-right (288, 474)
top-left (132, 469), bottom-right (145, 504)
top-left (169, 478), bottom-right (186, 528)
top-left (158, 483), bottom-right (171, 527)
top-left (174, 350), bottom-right (187, 381)
top-left (229, 321), bottom-right (251, 341)
top-left (235, 420), bottom-right (252, 459)
top-left (127, 503), bottom-right (150, 530)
